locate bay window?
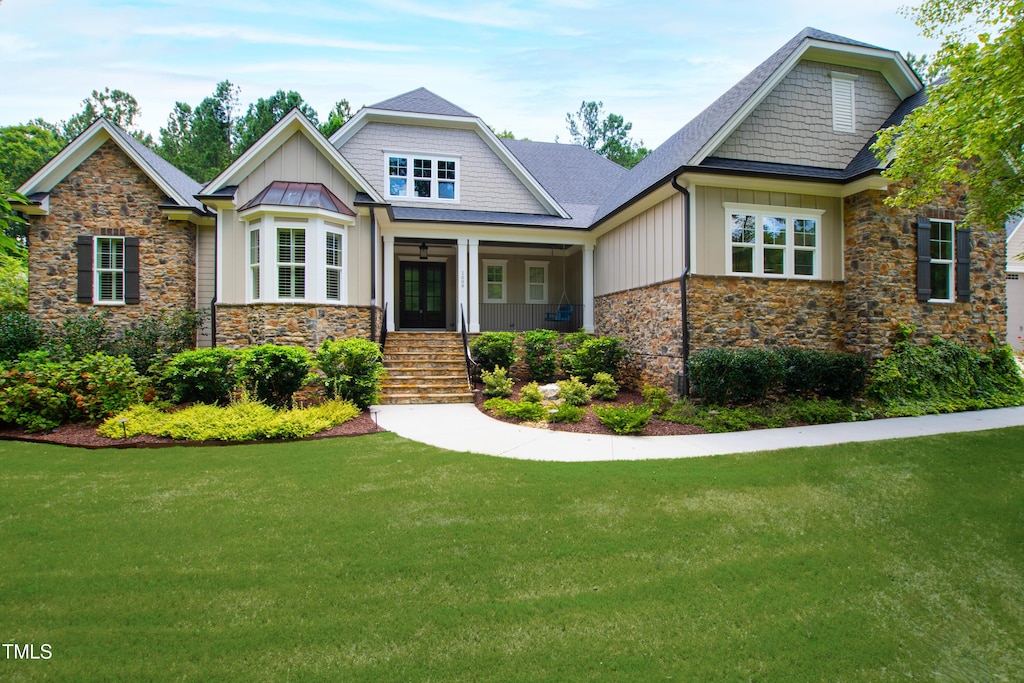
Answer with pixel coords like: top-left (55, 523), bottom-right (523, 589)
top-left (245, 217), bottom-right (349, 304)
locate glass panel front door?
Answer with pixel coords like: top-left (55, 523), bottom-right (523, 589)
top-left (399, 262), bottom-right (446, 329)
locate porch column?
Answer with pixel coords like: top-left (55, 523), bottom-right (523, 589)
top-left (383, 235), bottom-right (395, 331)
top-left (457, 238), bottom-right (469, 331)
top-left (468, 238), bottom-right (480, 332)
top-left (583, 244), bottom-right (595, 332)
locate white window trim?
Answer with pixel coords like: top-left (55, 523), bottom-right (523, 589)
top-left (831, 72), bottom-right (858, 134)
top-left (325, 227), bottom-right (345, 303)
top-left (724, 203), bottom-right (825, 279)
top-left (248, 226), bottom-right (261, 301)
top-left (525, 260), bottom-right (548, 304)
top-left (245, 215), bottom-right (351, 304)
top-left (482, 259), bottom-right (507, 304)
top-left (385, 151), bottom-right (460, 203)
top-left (929, 218), bottom-right (955, 304)
top-left (94, 236), bottom-right (125, 305)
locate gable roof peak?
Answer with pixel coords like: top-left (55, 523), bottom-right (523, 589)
top-left (367, 87), bottom-right (475, 118)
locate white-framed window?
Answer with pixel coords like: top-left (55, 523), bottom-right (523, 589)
top-left (95, 236), bottom-right (125, 304)
top-left (325, 229), bottom-right (344, 302)
top-left (277, 228), bottom-right (306, 299)
top-left (249, 227), bottom-right (261, 300)
top-left (725, 204), bottom-right (824, 278)
top-left (483, 259), bottom-right (507, 303)
top-left (387, 153), bottom-right (458, 201)
top-left (929, 219), bottom-right (955, 302)
top-left (831, 72), bottom-right (857, 133)
top-left (525, 260), bottom-right (548, 304)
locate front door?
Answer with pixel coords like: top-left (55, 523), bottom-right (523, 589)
top-left (399, 262), bottom-right (446, 329)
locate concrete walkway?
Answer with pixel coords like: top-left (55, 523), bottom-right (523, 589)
top-left (373, 403), bottom-right (1024, 462)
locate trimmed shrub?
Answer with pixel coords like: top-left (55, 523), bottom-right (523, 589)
top-left (561, 336), bottom-right (626, 382)
top-left (641, 384), bottom-right (671, 414)
top-left (557, 375), bottom-right (590, 406)
top-left (688, 348), bottom-right (785, 404)
top-left (523, 329), bottom-right (559, 382)
top-left (471, 332), bottom-right (517, 372)
top-left (317, 338), bottom-right (385, 409)
top-left (546, 402), bottom-right (584, 423)
top-left (520, 381), bottom-right (543, 403)
top-left (0, 311), bottom-right (42, 362)
top-left (589, 372), bottom-right (619, 401)
top-left (780, 348), bottom-right (867, 400)
top-left (483, 397), bottom-right (546, 422)
top-left (481, 366), bottom-right (514, 398)
top-left (73, 353), bottom-right (148, 422)
top-left (594, 403), bottom-right (652, 435)
top-left (236, 344), bottom-right (312, 407)
top-left (160, 347), bottom-right (239, 405)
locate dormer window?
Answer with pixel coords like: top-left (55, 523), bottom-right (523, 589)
top-left (831, 72), bottom-right (857, 133)
top-left (387, 153), bottom-right (458, 201)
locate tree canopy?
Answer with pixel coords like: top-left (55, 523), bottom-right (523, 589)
top-left (873, 0), bottom-right (1024, 229)
top-left (62, 88), bottom-right (153, 146)
top-left (158, 81), bottom-right (238, 183)
top-left (0, 124), bottom-right (64, 191)
top-left (565, 101), bottom-right (650, 169)
top-left (234, 90), bottom-right (320, 153)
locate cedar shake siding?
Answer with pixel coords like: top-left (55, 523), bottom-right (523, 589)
top-left (27, 140), bottom-right (196, 330)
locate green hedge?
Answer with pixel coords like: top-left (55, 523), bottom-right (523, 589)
top-left (317, 338), bottom-right (385, 409)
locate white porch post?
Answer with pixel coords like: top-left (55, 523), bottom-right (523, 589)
top-left (383, 235), bottom-right (395, 331)
top-left (583, 244), bottom-right (595, 332)
top-left (468, 238), bottom-right (480, 333)
top-left (457, 238), bottom-right (469, 331)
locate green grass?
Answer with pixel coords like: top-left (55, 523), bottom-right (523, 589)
top-left (2, 430), bottom-right (1023, 681)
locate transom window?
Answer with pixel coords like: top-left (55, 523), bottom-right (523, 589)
top-left (387, 153), bottom-right (458, 201)
top-left (95, 237), bottom-right (125, 303)
top-left (929, 219), bottom-right (954, 302)
top-left (725, 204), bottom-right (823, 278)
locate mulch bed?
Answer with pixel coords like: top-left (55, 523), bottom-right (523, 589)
top-left (0, 410), bottom-right (384, 449)
top-left (473, 384), bottom-right (707, 437)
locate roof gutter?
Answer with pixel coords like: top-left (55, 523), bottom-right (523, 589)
top-left (670, 175), bottom-right (691, 397)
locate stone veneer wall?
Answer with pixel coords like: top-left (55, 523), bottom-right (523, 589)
top-left (28, 141), bottom-right (196, 329)
top-left (216, 304), bottom-right (380, 350)
top-left (687, 275), bottom-right (846, 353)
top-left (843, 189), bottom-right (1006, 356)
top-left (594, 280), bottom-right (684, 391)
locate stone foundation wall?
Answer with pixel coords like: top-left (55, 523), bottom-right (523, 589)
top-left (688, 275), bottom-right (846, 353)
top-left (594, 280), bottom-right (684, 391)
top-left (843, 189), bottom-right (1006, 356)
top-left (27, 141), bottom-right (196, 330)
top-left (216, 304), bottom-right (379, 350)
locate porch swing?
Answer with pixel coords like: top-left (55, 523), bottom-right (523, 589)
top-left (544, 246), bottom-right (574, 323)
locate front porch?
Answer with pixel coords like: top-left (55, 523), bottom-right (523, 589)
top-left (382, 236), bottom-right (594, 333)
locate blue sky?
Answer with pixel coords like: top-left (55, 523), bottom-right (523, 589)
top-left (0, 0), bottom-right (938, 148)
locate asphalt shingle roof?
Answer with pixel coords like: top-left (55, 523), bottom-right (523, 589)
top-left (368, 88), bottom-right (475, 118)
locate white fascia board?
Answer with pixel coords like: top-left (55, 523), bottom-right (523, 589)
top-left (679, 171), bottom-right (888, 197)
top-left (693, 39), bottom-right (922, 166)
top-left (205, 110), bottom-right (384, 203)
top-left (334, 108), bottom-right (569, 219)
top-left (374, 210), bottom-right (593, 247)
top-left (18, 119), bottom-right (195, 210)
top-left (162, 207), bottom-right (216, 226)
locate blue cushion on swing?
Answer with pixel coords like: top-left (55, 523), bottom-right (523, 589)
top-left (545, 304), bottom-right (574, 322)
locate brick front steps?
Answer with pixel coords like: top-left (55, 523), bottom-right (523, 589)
top-left (378, 331), bottom-right (475, 405)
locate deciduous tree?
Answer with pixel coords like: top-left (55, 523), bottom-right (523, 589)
top-left (62, 88), bottom-right (152, 146)
top-left (873, 0), bottom-right (1024, 229)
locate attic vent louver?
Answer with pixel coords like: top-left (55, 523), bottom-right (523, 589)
top-left (831, 72), bottom-right (857, 133)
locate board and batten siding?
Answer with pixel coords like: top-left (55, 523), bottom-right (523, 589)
top-left (694, 186), bottom-right (843, 281)
top-left (196, 225), bottom-right (216, 347)
top-left (339, 122), bottom-right (549, 215)
top-left (219, 131), bottom-right (371, 306)
top-left (595, 192), bottom-right (685, 297)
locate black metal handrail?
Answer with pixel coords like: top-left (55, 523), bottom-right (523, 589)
top-left (378, 302), bottom-right (388, 350)
top-left (460, 305), bottom-right (477, 390)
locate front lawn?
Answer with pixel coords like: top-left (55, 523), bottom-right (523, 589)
top-left (2, 431), bottom-right (1023, 681)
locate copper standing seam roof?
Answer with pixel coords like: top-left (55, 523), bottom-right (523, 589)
top-left (239, 181), bottom-right (356, 216)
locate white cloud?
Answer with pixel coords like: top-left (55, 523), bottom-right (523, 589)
top-left (135, 24), bottom-right (420, 52)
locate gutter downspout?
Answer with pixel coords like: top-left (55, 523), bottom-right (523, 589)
top-left (369, 210), bottom-right (377, 343)
top-left (670, 176), bottom-right (691, 396)
top-left (209, 214), bottom-right (218, 348)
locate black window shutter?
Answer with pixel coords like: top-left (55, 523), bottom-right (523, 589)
top-left (76, 235), bottom-right (93, 303)
top-left (915, 216), bottom-right (932, 302)
top-left (125, 237), bottom-right (140, 304)
top-left (955, 228), bottom-right (971, 303)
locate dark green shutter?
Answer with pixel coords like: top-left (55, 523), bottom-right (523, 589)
top-left (955, 228), bottom-right (971, 303)
top-left (124, 237), bottom-right (140, 304)
top-left (915, 216), bottom-right (931, 302)
top-left (76, 235), bottom-right (93, 303)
